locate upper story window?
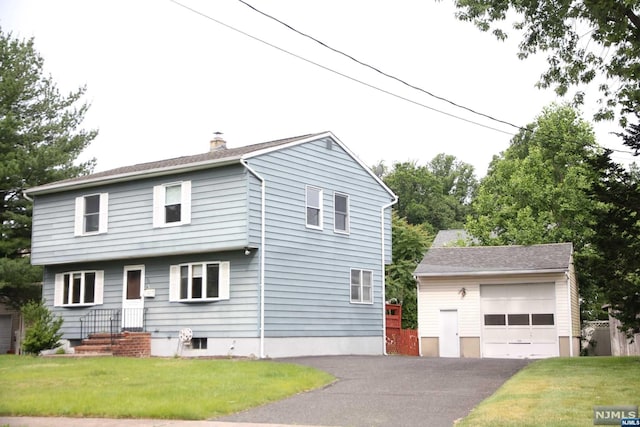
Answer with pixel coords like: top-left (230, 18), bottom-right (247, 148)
top-left (74, 193), bottom-right (108, 236)
top-left (54, 270), bottom-right (104, 307)
top-left (334, 192), bottom-right (350, 234)
top-left (306, 186), bottom-right (323, 229)
top-left (350, 268), bottom-right (373, 304)
top-left (153, 181), bottom-right (191, 227)
top-left (169, 261), bottom-right (230, 302)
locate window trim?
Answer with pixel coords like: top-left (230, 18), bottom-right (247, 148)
top-left (74, 193), bottom-right (108, 236)
top-left (333, 192), bottom-right (350, 234)
top-left (305, 185), bottom-right (323, 230)
top-left (54, 270), bottom-right (104, 307)
top-left (169, 261), bottom-right (230, 302)
top-left (350, 268), bottom-right (373, 304)
top-left (153, 181), bottom-right (192, 228)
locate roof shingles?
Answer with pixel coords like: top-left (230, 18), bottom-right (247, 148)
top-left (27, 133), bottom-right (318, 194)
top-left (414, 243), bottom-right (573, 276)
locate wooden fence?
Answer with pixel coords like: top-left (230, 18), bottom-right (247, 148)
top-left (385, 303), bottom-right (419, 356)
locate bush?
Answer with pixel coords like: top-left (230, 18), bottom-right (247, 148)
top-left (21, 300), bottom-right (63, 355)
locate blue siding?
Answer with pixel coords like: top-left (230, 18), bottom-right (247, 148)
top-left (44, 250), bottom-right (260, 340)
top-left (245, 137), bottom-right (395, 337)
top-left (32, 165), bottom-right (250, 265)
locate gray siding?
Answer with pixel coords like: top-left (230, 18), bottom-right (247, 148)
top-left (245, 137), bottom-right (395, 337)
top-left (32, 165), bottom-right (250, 265)
top-left (44, 250), bottom-right (260, 340)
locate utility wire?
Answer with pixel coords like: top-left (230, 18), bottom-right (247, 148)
top-left (169, 0), bottom-right (517, 136)
top-left (237, 0), bottom-right (526, 132)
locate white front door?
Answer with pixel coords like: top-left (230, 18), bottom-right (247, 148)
top-left (122, 265), bottom-right (145, 331)
top-left (439, 309), bottom-right (459, 357)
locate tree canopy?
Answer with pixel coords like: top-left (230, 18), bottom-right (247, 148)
top-left (467, 104), bottom-right (600, 248)
top-left (382, 154), bottom-right (478, 231)
top-left (466, 104), bottom-right (607, 320)
top-left (0, 28), bottom-right (97, 308)
top-left (454, 0), bottom-right (640, 127)
top-left (589, 152), bottom-right (640, 334)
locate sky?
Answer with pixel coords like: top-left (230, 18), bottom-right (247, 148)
top-left (0, 0), bottom-right (636, 177)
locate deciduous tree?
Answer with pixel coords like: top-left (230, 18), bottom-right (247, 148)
top-left (453, 0), bottom-right (640, 127)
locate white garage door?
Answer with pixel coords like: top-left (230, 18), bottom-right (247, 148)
top-left (481, 283), bottom-right (557, 358)
top-left (0, 315), bottom-right (12, 354)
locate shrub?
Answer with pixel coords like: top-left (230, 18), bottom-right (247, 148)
top-left (21, 300), bottom-right (63, 354)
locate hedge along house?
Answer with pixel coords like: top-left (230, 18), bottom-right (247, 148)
top-left (414, 239), bottom-right (579, 359)
top-left (25, 132), bottom-right (397, 358)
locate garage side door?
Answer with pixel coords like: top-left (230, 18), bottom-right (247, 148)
top-left (0, 315), bottom-right (12, 354)
top-left (481, 283), bottom-right (557, 358)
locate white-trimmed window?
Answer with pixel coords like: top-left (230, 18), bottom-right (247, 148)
top-left (153, 181), bottom-right (191, 227)
top-left (54, 271), bottom-right (104, 307)
top-left (306, 186), bottom-right (323, 229)
top-left (350, 269), bottom-right (373, 304)
top-left (334, 192), bottom-right (349, 233)
top-left (169, 261), bottom-right (230, 302)
top-left (74, 193), bottom-right (108, 236)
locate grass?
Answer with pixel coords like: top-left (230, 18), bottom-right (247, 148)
top-left (0, 355), bottom-right (334, 420)
top-left (457, 356), bottom-right (640, 427)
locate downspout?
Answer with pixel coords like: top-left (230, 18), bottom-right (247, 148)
top-left (240, 159), bottom-right (266, 359)
top-left (565, 271), bottom-right (574, 357)
top-left (380, 195), bottom-right (398, 355)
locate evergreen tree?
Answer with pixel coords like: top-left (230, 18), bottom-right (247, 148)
top-left (0, 28), bottom-right (96, 308)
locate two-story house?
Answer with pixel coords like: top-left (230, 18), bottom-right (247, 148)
top-left (26, 132), bottom-right (397, 358)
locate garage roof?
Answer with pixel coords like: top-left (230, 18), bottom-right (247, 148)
top-left (414, 242), bottom-right (573, 276)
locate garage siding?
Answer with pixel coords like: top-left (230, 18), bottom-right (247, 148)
top-left (418, 279), bottom-right (480, 338)
top-left (417, 272), bottom-right (572, 358)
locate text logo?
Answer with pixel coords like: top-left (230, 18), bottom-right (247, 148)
top-left (593, 406), bottom-right (638, 425)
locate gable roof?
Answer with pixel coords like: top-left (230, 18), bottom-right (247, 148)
top-left (414, 242), bottom-right (573, 277)
top-left (26, 131), bottom-right (396, 199)
top-left (431, 229), bottom-right (474, 247)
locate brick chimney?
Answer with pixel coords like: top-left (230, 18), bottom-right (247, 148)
top-left (210, 132), bottom-right (226, 151)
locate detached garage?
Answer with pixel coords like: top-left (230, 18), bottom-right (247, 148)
top-left (415, 241), bottom-right (579, 359)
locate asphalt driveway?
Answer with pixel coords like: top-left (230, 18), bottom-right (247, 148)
top-left (217, 355), bottom-right (530, 427)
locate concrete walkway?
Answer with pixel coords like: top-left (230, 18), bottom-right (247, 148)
top-left (1, 355), bottom-right (529, 427)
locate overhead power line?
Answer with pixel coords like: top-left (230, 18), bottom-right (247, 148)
top-left (237, 0), bottom-right (526, 132)
top-left (169, 0), bottom-right (517, 136)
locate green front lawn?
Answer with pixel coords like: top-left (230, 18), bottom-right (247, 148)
top-left (457, 356), bottom-right (640, 427)
top-left (0, 355), bottom-right (334, 420)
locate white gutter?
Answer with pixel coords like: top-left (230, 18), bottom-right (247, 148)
top-left (240, 159), bottom-right (266, 359)
top-left (565, 271), bottom-right (574, 357)
top-left (415, 268), bottom-right (568, 278)
top-left (380, 196), bottom-right (398, 356)
top-left (25, 157), bottom-right (242, 195)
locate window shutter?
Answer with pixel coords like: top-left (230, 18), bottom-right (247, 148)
top-left (169, 265), bottom-right (180, 301)
top-left (181, 181), bottom-right (192, 224)
top-left (74, 197), bottom-right (84, 236)
top-left (152, 185), bottom-right (164, 227)
top-left (98, 193), bottom-right (109, 234)
top-left (219, 261), bottom-right (230, 300)
top-left (94, 271), bottom-right (104, 304)
top-left (54, 274), bottom-right (64, 306)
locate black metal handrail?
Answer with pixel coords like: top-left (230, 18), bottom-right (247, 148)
top-left (80, 308), bottom-right (148, 344)
top-left (80, 309), bottom-right (121, 344)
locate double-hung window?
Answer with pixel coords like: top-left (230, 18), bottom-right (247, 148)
top-left (170, 261), bottom-right (230, 302)
top-left (74, 193), bottom-right (108, 236)
top-left (54, 270), bottom-right (104, 306)
top-left (334, 192), bottom-right (349, 233)
top-left (350, 268), bottom-right (373, 304)
top-left (153, 181), bottom-right (191, 227)
top-left (306, 186), bottom-right (323, 229)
